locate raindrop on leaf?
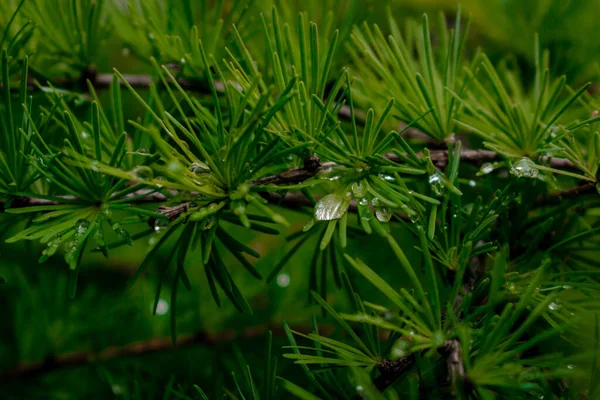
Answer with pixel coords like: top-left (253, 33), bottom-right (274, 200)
top-left (428, 172), bottom-right (444, 196)
top-left (131, 166), bottom-right (154, 180)
top-left (510, 157), bottom-right (539, 179)
top-left (276, 273), bottom-right (290, 288)
top-left (352, 181), bottom-right (367, 198)
top-left (189, 162), bottom-right (208, 174)
top-left (76, 219), bottom-right (90, 234)
top-left (201, 215), bottom-right (217, 230)
top-left (548, 301), bottom-right (562, 311)
top-left (314, 193), bottom-right (350, 221)
top-left (167, 160), bottom-right (185, 174)
top-left (479, 163), bottom-right (494, 175)
top-left (375, 207), bottom-right (392, 222)
top-left (155, 298), bottom-right (169, 315)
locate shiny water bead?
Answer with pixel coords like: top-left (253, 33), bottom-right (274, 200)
top-left (314, 193), bottom-right (350, 221)
top-left (510, 157), bottom-right (539, 179)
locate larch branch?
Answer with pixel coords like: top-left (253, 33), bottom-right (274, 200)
top-left (0, 322), bottom-right (334, 381)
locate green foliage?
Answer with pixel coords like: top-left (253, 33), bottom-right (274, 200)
top-left (351, 9), bottom-right (470, 141)
top-left (108, 0), bottom-right (254, 77)
top-left (1, 1), bottom-right (600, 399)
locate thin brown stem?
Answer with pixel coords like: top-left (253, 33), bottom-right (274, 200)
top-left (0, 323), bottom-right (334, 381)
top-left (0, 151), bottom-right (582, 216)
top-left (536, 182), bottom-right (597, 205)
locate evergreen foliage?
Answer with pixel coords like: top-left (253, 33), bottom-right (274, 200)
top-left (1, 1), bottom-right (600, 399)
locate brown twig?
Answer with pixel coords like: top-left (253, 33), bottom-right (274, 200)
top-left (442, 339), bottom-right (466, 395)
top-left (371, 246), bottom-right (484, 393)
top-left (0, 151), bottom-right (583, 218)
top-left (535, 182), bottom-right (597, 205)
top-left (0, 322), bottom-right (334, 381)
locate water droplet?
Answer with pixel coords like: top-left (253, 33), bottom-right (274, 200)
top-left (155, 298), bottom-right (169, 315)
top-left (480, 163), bottom-right (494, 175)
top-left (121, 48), bottom-right (130, 57)
top-left (392, 348), bottom-right (405, 358)
top-left (133, 148), bottom-right (150, 155)
top-left (111, 222), bottom-right (133, 245)
top-left (167, 160), bottom-right (184, 174)
top-left (358, 197), bottom-right (369, 206)
top-left (189, 162), bottom-right (208, 174)
top-left (566, 364), bottom-right (574, 370)
top-left (409, 330), bottom-right (415, 336)
top-left (371, 197), bottom-right (380, 207)
top-left (314, 193), bottom-right (350, 221)
top-left (548, 301), bottom-right (562, 311)
top-left (154, 225), bottom-right (161, 232)
top-left (356, 385), bottom-right (364, 392)
top-left (40, 236), bottom-right (63, 262)
top-left (201, 215), bottom-right (217, 230)
top-left (112, 385), bottom-right (124, 395)
top-left (276, 273), bottom-right (290, 288)
top-left (90, 160), bottom-right (100, 171)
top-left (375, 207), bottom-right (392, 222)
top-left (180, 57), bottom-right (186, 64)
top-left (510, 157), bottom-right (539, 179)
top-left (81, 131), bottom-right (89, 139)
top-left (378, 173), bottom-right (394, 182)
top-left (408, 212), bottom-right (419, 223)
top-left (562, 285), bottom-right (572, 290)
top-left (351, 181), bottom-right (367, 198)
top-left (468, 180), bottom-right (476, 187)
top-left (428, 172), bottom-right (444, 196)
top-left (148, 33), bottom-right (155, 40)
top-left (131, 166), bottom-right (154, 180)
top-left (76, 219), bottom-right (90, 234)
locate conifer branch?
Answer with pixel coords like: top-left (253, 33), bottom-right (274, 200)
top-left (0, 151), bottom-right (581, 215)
top-left (536, 182), bottom-right (597, 205)
top-left (0, 322), bottom-right (335, 381)
top-left (16, 71), bottom-right (581, 171)
top-left (443, 339), bottom-right (467, 395)
top-left (372, 251), bottom-right (484, 392)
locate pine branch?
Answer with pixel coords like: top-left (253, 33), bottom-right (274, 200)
top-left (442, 339), bottom-right (467, 396)
top-left (372, 250), bottom-right (484, 392)
top-left (0, 152), bottom-right (581, 217)
top-left (536, 182), bottom-right (597, 205)
top-left (16, 70), bottom-right (582, 171)
top-left (0, 322), bottom-right (334, 382)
